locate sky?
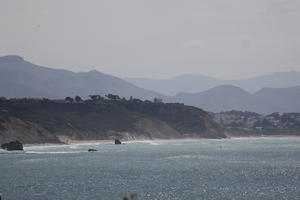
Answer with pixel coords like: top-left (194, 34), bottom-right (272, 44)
top-left (0, 0), bottom-right (300, 79)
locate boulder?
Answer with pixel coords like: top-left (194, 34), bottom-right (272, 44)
top-left (115, 139), bottom-right (122, 144)
top-left (1, 140), bottom-right (23, 151)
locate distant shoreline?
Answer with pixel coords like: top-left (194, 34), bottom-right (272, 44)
top-left (23, 135), bottom-right (300, 148)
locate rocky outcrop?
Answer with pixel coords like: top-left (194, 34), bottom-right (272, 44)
top-left (115, 139), bottom-right (122, 144)
top-left (1, 140), bottom-right (23, 151)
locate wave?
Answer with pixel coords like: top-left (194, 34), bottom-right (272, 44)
top-left (130, 140), bottom-right (164, 145)
top-left (25, 151), bottom-right (86, 154)
top-left (164, 154), bottom-right (208, 160)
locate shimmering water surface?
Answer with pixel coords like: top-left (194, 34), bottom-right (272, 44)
top-left (0, 137), bottom-right (299, 200)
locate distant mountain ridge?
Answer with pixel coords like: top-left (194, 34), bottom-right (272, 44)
top-left (126, 74), bottom-right (221, 96)
top-left (167, 85), bottom-right (300, 114)
top-left (126, 71), bottom-right (300, 95)
top-left (0, 55), bottom-right (299, 114)
top-left (0, 55), bottom-right (163, 100)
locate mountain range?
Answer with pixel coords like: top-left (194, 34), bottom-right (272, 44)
top-left (0, 55), bottom-right (162, 100)
top-left (126, 71), bottom-right (300, 95)
top-left (0, 55), bottom-right (299, 114)
top-left (166, 85), bottom-right (300, 114)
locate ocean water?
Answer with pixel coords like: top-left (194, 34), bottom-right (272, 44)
top-left (0, 137), bottom-right (299, 200)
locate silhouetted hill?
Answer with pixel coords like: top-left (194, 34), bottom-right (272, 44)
top-left (126, 74), bottom-right (221, 95)
top-left (231, 71), bottom-right (300, 93)
top-left (126, 71), bottom-right (300, 95)
top-left (167, 85), bottom-right (300, 114)
top-left (253, 86), bottom-right (300, 113)
top-left (0, 55), bottom-right (163, 100)
top-left (1, 56), bottom-right (299, 114)
top-left (0, 98), bottom-right (225, 144)
top-left (167, 85), bottom-right (270, 113)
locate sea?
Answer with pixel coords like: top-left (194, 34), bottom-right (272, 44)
top-left (0, 137), bottom-right (299, 200)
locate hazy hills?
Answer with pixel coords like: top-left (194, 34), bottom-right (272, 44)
top-left (126, 74), bottom-right (221, 96)
top-left (253, 86), bottom-right (300, 113)
top-left (167, 85), bottom-right (300, 114)
top-left (126, 71), bottom-right (300, 95)
top-left (167, 85), bottom-right (267, 113)
top-left (126, 70), bottom-right (300, 113)
top-left (0, 55), bottom-right (163, 100)
top-left (0, 55), bottom-right (299, 114)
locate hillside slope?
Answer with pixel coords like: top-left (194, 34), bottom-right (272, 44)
top-left (0, 98), bottom-right (225, 144)
top-left (167, 85), bottom-right (300, 114)
top-left (167, 85), bottom-right (276, 113)
top-left (126, 74), bottom-right (221, 95)
top-left (253, 86), bottom-right (300, 113)
top-left (126, 71), bottom-right (300, 94)
top-left (1, 55), bottom-right (299, 114)
top-left (0, 55), bottom-right (163, 100)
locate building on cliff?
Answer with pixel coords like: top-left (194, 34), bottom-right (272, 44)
top-left (154, 98), bottom-right (163, 103)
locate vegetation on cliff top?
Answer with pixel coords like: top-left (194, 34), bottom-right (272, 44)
top-left (0, 95), bottom-right (225, 144)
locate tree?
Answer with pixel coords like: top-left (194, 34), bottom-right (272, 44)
top-left (65, 97), bottom-right (74, 103)
top-left (42, 98), bottom-right (51, 103)
top-left (105, 94), bottom-right (121, 101)
top-left (75, 96), bottom-right (83, 103)
top-left (132, 98), bottom-right (143, 103)
top-left (88, 95), bottom-right (104, 101)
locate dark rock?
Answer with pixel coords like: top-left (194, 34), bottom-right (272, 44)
top-left (115, 139), bottom-right (122, 144)
top-left (1, 140), bottom-right (23, 151)
top-left (88, 149), bottom-right (97, 152)
top-left (123, 193), bottom-right (138, 200)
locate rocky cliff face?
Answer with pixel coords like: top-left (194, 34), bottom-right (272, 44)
top-left (0, 98), bottom-right (225, 144)
top-left (119, 101), bottom-right (225, 138)
top-left (0, 116), bottom-right (60, 144)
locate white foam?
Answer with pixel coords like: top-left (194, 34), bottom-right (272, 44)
top-left (130, 140), bottom-right (162, 145)
top-left (164, 154), bottom-right (208, 160)
top-left (25, 151), bottom-right (85, 154)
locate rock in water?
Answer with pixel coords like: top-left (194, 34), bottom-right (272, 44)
top-left (88, 149), bottom-right (97, 152)
top-left (115, 139), bottom-right (122, 144)
top-left (1, 140), bottom-right (23, 151)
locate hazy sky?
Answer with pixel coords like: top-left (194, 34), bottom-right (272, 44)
top-left (1, 0), bottom-right (300, 79)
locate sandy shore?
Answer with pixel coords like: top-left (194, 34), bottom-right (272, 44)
top-left (22, 135), bottom-right (299, 148)
top-left (23, 140), bottom-right (115, 147)
top-left (23, 138), bottom-right (215, 147)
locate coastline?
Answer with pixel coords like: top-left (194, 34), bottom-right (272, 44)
top-left (23, 140), bottom-right (114, 147)
top-left (22, 135), bottom-right (300, 148)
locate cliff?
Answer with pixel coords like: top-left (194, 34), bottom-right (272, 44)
top-left (0, 98), bottom-right (225, 144)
